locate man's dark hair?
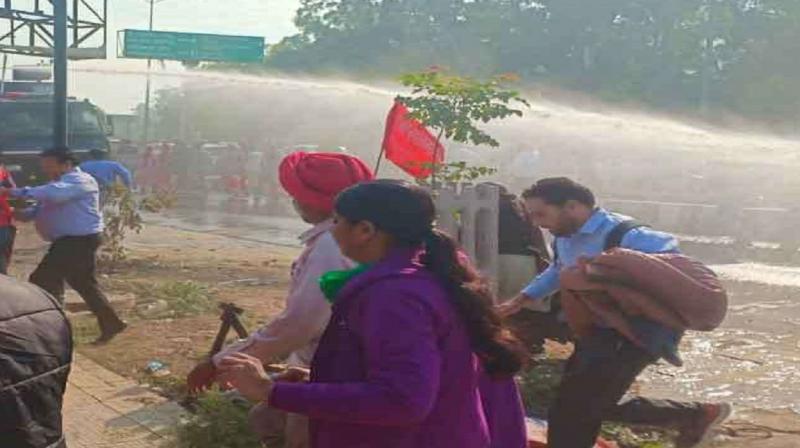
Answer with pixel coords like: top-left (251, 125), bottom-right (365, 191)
top-left (40, 148), bottom-right (78, 165)
top-left (522, 177), bottom-right (596, 208)
top-left (89, 149), bottom-right (109, 160)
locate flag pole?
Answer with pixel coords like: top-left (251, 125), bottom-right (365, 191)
top-left (375, 99), bottom-right (398, 177)
top-left (373, 146), bottom-right (386, 177)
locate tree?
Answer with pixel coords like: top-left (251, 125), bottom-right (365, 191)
top-left (396, 68), bottom-right (529, 184)
top-left (262, 0), bottom-right (799, 129)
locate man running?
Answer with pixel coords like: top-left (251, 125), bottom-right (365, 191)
top-left (499, 177), bottom-right (731, 448)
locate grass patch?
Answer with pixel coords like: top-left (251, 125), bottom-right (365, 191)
top-left (169, 391), bottom-right (267, 448)
top-left (132, 280), bottom-right (216, 319)
top-left (601, 423), bottom-right (673, 448)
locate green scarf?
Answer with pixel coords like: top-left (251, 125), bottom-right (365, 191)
top-left (319, 264), bottom-right (371, 304)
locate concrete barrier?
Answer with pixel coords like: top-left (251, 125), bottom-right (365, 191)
top-left (434, 183), bottom-right (500, 284)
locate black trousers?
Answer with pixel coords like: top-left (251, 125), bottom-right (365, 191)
top-left (30, 234), bottom-right (123, 333)
top-left (548, 330), bottom-right (703, 448)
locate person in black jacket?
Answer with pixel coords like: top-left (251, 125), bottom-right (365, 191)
top-left (483, 182), bottom-right (550, 299)
top-left (0, 275), bottom-right (72, 448)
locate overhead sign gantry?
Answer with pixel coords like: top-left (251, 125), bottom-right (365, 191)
top-left (0, 0), bottom-right (107, 59)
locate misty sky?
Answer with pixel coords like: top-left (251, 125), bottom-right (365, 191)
top-left (5, 0), bottom-right (301, 113)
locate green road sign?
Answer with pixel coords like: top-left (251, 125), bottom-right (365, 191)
top-left (118, 29), bottom-right (264, 63)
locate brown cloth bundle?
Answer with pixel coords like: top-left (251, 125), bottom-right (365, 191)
top-left (560, 249), bottom-right (728, 344)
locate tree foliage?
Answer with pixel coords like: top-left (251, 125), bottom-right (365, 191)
top-left (396, 69), bottom-right (526, 184)
top-left (264, 0), bottom-right (800, 126)
top-left (398, 70), bottom-right (529, 148)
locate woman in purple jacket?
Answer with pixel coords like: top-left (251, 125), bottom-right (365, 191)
top-left (219, 180), bottom-right (527, 448)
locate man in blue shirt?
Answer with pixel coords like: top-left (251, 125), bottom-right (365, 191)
top-left (498, 178), bottom-right (730, 448)
top-left (2, 149), bottom-right (127, 344)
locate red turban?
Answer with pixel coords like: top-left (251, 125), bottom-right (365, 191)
top-left (279, 152), bottom-right (374, 213)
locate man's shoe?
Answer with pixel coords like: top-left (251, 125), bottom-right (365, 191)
top-left (676, 403), bottom-right (733, 447)
top-left (93, 321), bottom-right (128, 345)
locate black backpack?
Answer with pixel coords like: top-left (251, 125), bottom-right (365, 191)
top-left (552, 219), bottom-right (648, 262)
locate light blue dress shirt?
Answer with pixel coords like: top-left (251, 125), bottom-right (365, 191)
top-left (79, 160), bottom-right (133, 189)
top-left (522, 208), bottom-right (679, 301)
top-left (13, 168), bottom-right (104, 242)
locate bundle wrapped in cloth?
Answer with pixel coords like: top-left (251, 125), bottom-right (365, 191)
top-left (560, 248), bottom-right (728, 362)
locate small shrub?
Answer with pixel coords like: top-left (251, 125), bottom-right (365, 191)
top-left (160, 281), bottom-right (215, 316)
top-left (171, 391), bottom-right (263, 448)
top-left (101, 185), bottom-right (143, 264)
top-left (100, 185), bottom-right (176, 266)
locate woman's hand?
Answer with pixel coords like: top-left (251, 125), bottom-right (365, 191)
top-left (217, 353), bottom-right (275, 403)
top-left (186, 360), bottom-right (217, 395)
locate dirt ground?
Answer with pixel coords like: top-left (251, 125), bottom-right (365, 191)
top-left (10, 223), bottom-right (297, 393)
top-left (9, 222), bottom-right (800, 447)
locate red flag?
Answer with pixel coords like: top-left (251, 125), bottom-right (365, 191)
top-left (382, 101), bottom-right (445, 178)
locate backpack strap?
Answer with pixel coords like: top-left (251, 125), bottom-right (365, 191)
top-left (551, 219), bottom-right (650, 262)
top-left (604, 219), bottom-right (649, 251)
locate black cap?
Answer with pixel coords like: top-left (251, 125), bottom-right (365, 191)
top-left (40, 148), bottom-right (79, 164)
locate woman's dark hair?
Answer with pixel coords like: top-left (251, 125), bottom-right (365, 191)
top-left (335, 180), bottom-right (527, 377)
top-left (522, 177), bottom-right (595, 208)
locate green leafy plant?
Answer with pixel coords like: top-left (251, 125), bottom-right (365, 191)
top-left (100, 185), bottom-right (175, 265)
top-left (419, 161), bottom-right (498, 186)
top-left (397, 69), bottom-right (528, 185)
top-left (171, 391), bottom-right (264, 448)
top-left (101, 185), bottom-right (144, 264)
top-left (398, 69), bottom-right (529, 148)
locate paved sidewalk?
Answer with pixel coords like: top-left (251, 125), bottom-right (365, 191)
top-left (64, 353), bottom-right (183, 448)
